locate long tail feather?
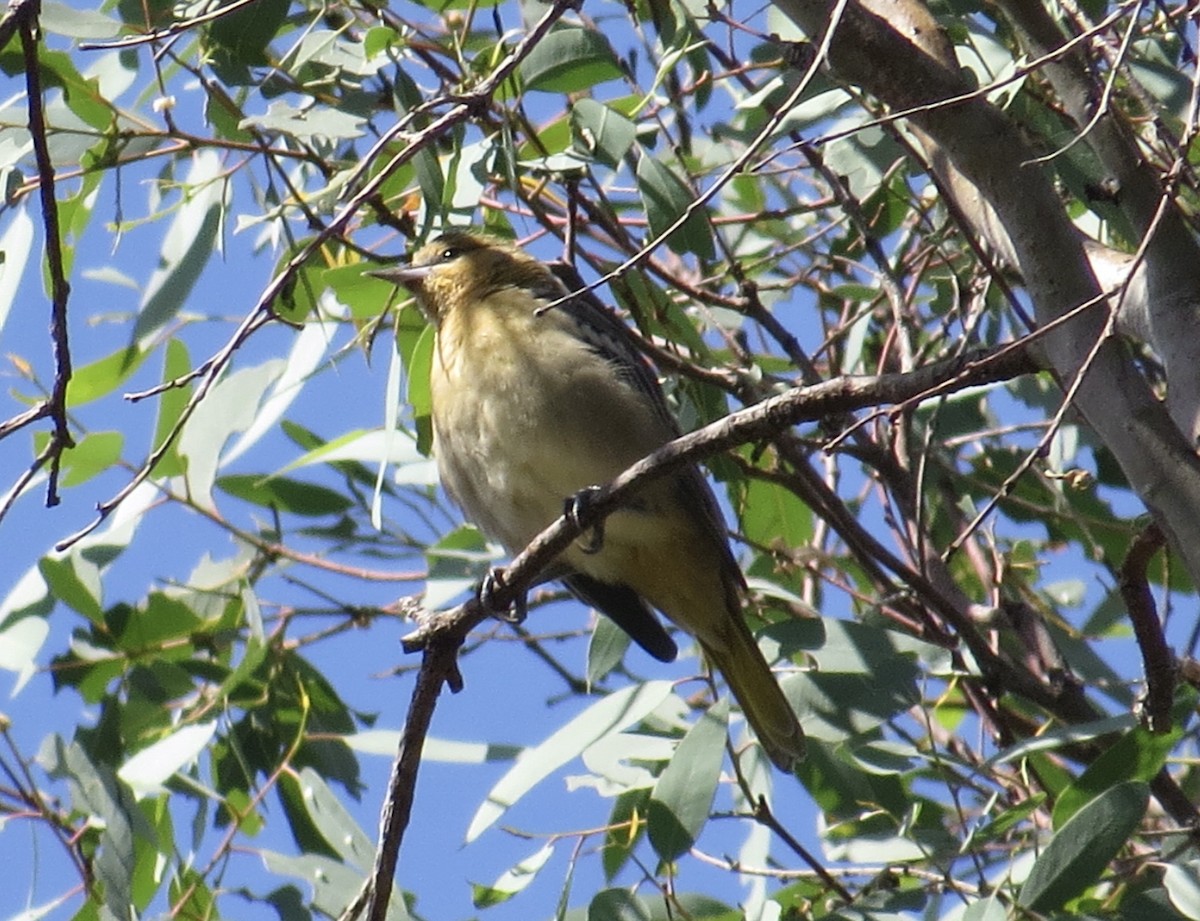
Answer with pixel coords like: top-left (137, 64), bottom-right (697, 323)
top-left (701, 623), bottom-right (805, 771)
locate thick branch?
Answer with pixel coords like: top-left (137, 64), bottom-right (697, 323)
top-left (995, 0), bottom-right (1200, 443)
top-left (403, 343), bottom-right (1039, 651)
top-left (771, 0), bottom-right (1200, 593)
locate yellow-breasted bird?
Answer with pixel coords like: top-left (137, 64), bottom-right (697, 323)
top-left (374, 231), bottom-right (805, 770)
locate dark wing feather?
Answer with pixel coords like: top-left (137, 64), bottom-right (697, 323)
top-left (563, 573), bottom-right (678, 662)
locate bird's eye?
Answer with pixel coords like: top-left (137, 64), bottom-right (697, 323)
top-left (439, 247), bottom-right (459, 262)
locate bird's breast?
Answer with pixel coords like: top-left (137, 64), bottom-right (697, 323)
top-left (428, 293), bottom-right (675, 553)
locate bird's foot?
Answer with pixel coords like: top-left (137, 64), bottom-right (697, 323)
top-left (566, 486), bottom-right (605, 554)
top-left (479, 567), bottom-right (527, 624)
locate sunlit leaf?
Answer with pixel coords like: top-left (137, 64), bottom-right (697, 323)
top-left (134, 151), bottom-right (225, 340)
top-left (118, 722), bottom-right (217, 799)
top-left (466, 681), bottom-right (674, 842)
top-left (0, 206), bottom-right (33, 337)
top-left (177, 360), bottom-right (284, 508)
top-left (472, 843), bottom-right (555, 908)
top-left (1164, 861), bottom-right (1200, 921)
top-left (520, 28), bottom-right (623, 94)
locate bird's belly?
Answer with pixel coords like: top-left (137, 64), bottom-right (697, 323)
top-left (430, 328), bottom-right (670, 556)
top-left (433, 391), bottom-right (572, 550)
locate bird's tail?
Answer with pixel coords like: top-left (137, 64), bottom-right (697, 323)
top-left (700, 622), bottom-right (805, 771)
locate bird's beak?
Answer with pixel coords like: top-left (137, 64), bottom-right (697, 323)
top-left (367, 264), bottom-right (434, 289)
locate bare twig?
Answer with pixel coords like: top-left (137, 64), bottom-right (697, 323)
top-left (0, 0), bottom-right (77, 527)
top-left (78, 0), bottom-right (260, 50)
top-left (1117, 523), bottom-right (1174, 733)
top-left (361, 630), bottom-right (463, 921)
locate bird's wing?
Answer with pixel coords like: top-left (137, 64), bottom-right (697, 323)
top-left (562, 572), bottom-right (678, 662)
top-left (546, 262), bottom-right (746, 595)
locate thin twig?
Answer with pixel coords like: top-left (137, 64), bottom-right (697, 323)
top-left (20, 0), bottom-right (74, 511)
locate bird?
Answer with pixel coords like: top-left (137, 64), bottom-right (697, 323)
top-left (372, 231), bottom-right (805, 770)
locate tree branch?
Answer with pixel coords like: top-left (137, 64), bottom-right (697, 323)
top-left (402, 342), bottom-right (1039, 652)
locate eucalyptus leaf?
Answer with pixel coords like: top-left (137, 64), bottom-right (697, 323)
top-left (466, 681), bottom-right (674, 842)
top-left (1018, 780), bottom-right (1148, 913)
top-left (648, 699), bottom-right (727, 861)
top-left (520, 28), bottom-right (623, 93)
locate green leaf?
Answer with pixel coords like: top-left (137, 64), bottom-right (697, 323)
top-left (588, 889), bottom-right (652, 921)
top-left (636, 153), bottom-right (715, 260)
top-left (326, 263), bottom-right (408, 321)
top-left (795, 739), bottom-right (911, 822)
top-left (1017, 780), bottom-right (1148, 913)
top-left (587, 615), bottom-right (632, 684)
top-left (270, 250), bottom-right (321, 325)
top-left (740, 476), bottom-right (814, 550)
top-left (1052, 724), bottom-right (1183, 828)
top-left (967, 793), bottom-right (1047, 846)
top-left (424, 525), bottom-right (494, 610)
top-left (782, 670), bottom-right (917, 742)
top-left (66, 345), bottom-right (148, 406)
top-left (603, 787), bottom-right (650, 881)
top-left (168, 869), bottom-right (215, 921)
top-left (466, 681), bottom-right (674, 842)
top-left (58, 431), bottom-right (123, 487)
top-left (292, 767), bottom-right (375, 868)
top-left (39, 553), bottom-right (103, 623)
top-left (572, 99), bottom-right (637, 168)
top-left (520, 28), bottom-right (623, 94)
top-left (38, 50), bottom-right (114, 132)
top-left (472, 843), bottom-right (555, 908)
top-left (149, 338), bottom-right (192, 477)
top-left (216, 474), bottom-right (353, 516)
top-left (767, 617), bottom-right (949, 677)
top-left (114, 592), bottom-right (202, 651)
top-left (40, 738), bottom-right (145, 921)
top-left (405, 323), bottom-right (435, 450)
top-left (647, 699), bottom-right (727, 861)
top-left (206, 0), bottom-right (290, 77)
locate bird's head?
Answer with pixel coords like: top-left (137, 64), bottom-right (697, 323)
top-left (370, 232), bottom-right (556, 321)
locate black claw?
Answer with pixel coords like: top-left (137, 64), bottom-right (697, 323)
top-left (479, 568), bottom-right (527, 624)
top-left (566, 486), bottom-right (605, 554)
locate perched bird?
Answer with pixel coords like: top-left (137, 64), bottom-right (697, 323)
top-left (374, 231), bottom-right (805, 769)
